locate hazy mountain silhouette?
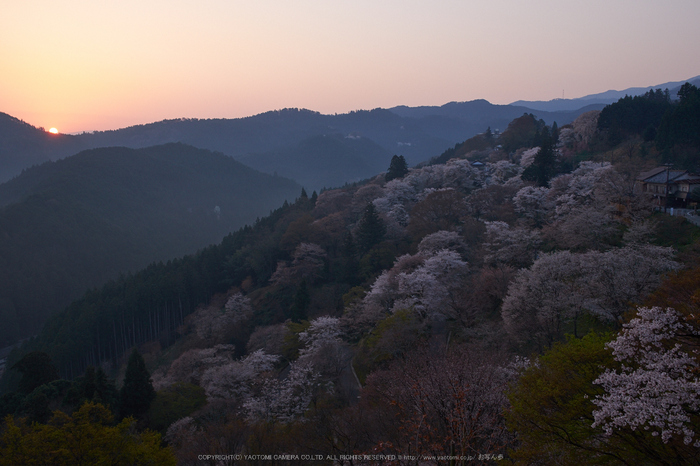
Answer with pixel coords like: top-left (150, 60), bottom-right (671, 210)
top-left (0, 112), bottom-right (83, 183)
top-left (510, 75), bottom-right (700, 112)
top-left (238, 133), bottom-right (392, 191)
top-left (1, 76), bottom-right (695, 186)
top-left (0, 105), bottom-right (600, 187)
top-left (388, 99), bottom-right (603, 135)
top-left (0, 143), bottom-right (300, 347)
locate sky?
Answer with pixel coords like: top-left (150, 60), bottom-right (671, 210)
top-left (1, 0), bottom-right (699, 134)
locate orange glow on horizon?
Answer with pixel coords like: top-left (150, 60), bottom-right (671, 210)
top-left (48, 127), bottom-right (59, 134)
top-left (1, 1), bottom-right (698, 134)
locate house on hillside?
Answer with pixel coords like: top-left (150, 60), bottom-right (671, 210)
top-left (637, 166), bottom-right (700, 207)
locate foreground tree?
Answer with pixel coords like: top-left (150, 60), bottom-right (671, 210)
top-left (593, 307), bottom-right (700, 450)
top-left (347, 345), bottom-right (514, 459)
top-left (506, 333), bottom-right (650, 465)
top-left (0, 402), bottom-right (175, 465)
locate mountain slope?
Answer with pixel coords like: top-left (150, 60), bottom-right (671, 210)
top-left (238, 133), bottom-right (393, 190)
top-left (0, 112), bottom-right (83, 183)
top-left (0, 143), bottom-right (300, 346)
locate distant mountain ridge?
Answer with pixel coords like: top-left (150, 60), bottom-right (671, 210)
top-left (0, 143), bottom-right (300, 347)
top-left (1, 75), bottom-right (696, 187)
top-left (510, 75), bottom-right (700, 112)
top-left (0, 105), bottom-right (597, 189)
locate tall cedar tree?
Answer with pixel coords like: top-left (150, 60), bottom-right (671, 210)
top-left (119, 349), bottom-right (156, 420)
top-left (522, 126), bottom-right (556, 187)
top-left (356, 202), bottom-right (386, 254)
top-left (385, 155), bottom-right (408, 181)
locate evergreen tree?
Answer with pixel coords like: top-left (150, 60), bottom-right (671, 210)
top-left (522, 126), bottom-right (556, 187)
top-left (119, 349), bottom-right (155, 420)
top-left (385, 155), bottom-right (408, 181)
top-left (656, 83), bottom-right (700, 157)
top-left (356, 202), bottom-right (386, 254)
top-left (11, 352), bottom-right (59, 395)
top-left (484, 127), bottom-right (494, 144)
top-left (290, 280), bottom-right (310, 323)
top-left (67, 366), bottom-right (118, 409)
top-left (551, 121), bottom-right (559, 145)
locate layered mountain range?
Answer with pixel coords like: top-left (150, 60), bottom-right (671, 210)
top-left (2, 101), bottom-right (602, 189)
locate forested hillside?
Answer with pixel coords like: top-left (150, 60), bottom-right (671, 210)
top-left (2, 85), bottom-right (700, 464)
top-left (0, 143), bottom-right (299, 347)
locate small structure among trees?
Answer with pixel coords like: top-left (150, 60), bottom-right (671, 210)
top-left (637, 166), bottom-right (700, 207)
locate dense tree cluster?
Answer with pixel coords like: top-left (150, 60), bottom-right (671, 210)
top-left (597, 89), bottom-right (672, 145)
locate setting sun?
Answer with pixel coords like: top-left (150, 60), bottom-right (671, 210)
top-left (48, 127), bottom-right (58, 134)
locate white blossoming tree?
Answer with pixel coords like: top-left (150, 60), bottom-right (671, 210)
top-left (362, 248), bottom-right (468, 321)
top-left (482, 221), bottom-right (542, 269)
top-left (270, 242), bottom-right (327, 287)
top-left (297, 316), bottom-right (346, 377)
top-left (194, 293), bottom-right (253, 342)
top-left (502, 246), bottom-right (679, 349)
top-left (243, 361), bottom-right (318, 423)
top-left (200, 349), bottom-right (279, 401)
top-left (593, 307), bottom-right (700, 446)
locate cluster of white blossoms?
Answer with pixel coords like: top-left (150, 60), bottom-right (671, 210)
top-left (593, 307), bottom-right (700, 446)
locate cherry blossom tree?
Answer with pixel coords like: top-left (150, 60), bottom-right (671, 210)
top-left (544, 161), bottom-right (654, 249)
top-left (548, 205), bottom-right (620, 250)
top-left (362, 249), bottom-right (469, 321)
top-left (297, 316), bottom-right (346, 377)
top-left (153, 344), bottom-right (236, 388)
top-left (351, 183), bottom-right (385, 217)
top-left (243, 361), bottom-right (318, 424)
top-left (502, 245), bottom-right (679, 349)
top-left (591, 244), bottom-right (679, 321)
top-left (312, 190), bottom-right (351, 218)
top-left (484, 160), bottom-right (520, 185)
top-left (270, 243), bottom-right (327, 287)
top-left (518, 147), bottom-right (540, 168)
top-left (593, 307), bottom-right (700, 447)
top-left (200, 349), bottom-right (279, 401)
top-left (572, 110), bottom-right (601, 150)
top-left (501, 250), bottom-right (591, 349)
top-left (246, 323), bottom-right (288, 356)
top-left (513, 185), bottom-right (553, 227)
top-left (417, 230), bottom-right (467, 255)
top-left (482, 221), bottom-right (542, 269)
top-left (193, 293), bottom-right (253, 343)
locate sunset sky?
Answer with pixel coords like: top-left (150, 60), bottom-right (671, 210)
top-left (1, 0), bottom-right (699, 134)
